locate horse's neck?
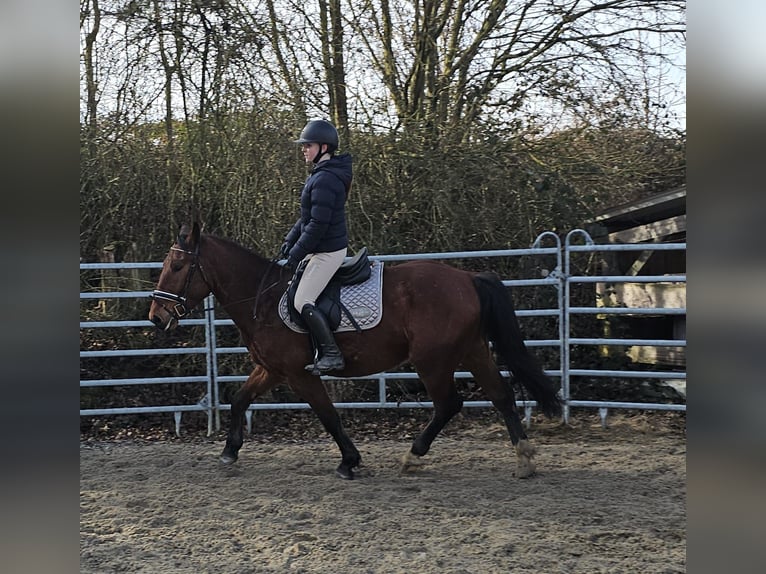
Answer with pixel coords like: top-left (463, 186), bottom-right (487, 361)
top-left (201, 235), bottom-right (279, 312)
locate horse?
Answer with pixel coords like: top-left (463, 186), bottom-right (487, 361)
top-left (148, 222), bottom-right (562, 480)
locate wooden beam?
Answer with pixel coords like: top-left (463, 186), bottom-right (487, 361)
top-left (627, 346), bottom-right (686, 367)
top-left (597, 282), bottom-right (686, 309)
top-left (626, 250), bottom-right (654, 276)
top-left (608, 214), bottom-right (686, 243)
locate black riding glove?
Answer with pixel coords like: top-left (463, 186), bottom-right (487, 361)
top-left (285, 256), bottom-right (300, 272)
top-left (279, 242), bottom-right (291, 260)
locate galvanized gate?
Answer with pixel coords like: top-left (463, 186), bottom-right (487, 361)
top-left (80, 230), bottom-right (686, 435)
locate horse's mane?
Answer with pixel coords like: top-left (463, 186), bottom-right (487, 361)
top-left (198, 232), bottom-right (284, 302)
top-left (202, 232), bottom-right (271, 263)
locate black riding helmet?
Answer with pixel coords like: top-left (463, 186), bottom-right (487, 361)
top-left (294, 119), bottom-right (339, 164)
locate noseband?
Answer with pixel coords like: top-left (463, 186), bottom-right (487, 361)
top-left (150, 245), bottom-right (205, 321)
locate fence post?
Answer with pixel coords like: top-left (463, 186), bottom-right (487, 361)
top-left (532, 231), bottom-right (565, 423)
top-left (563, 230), bottom-right (596, 425)
top-left (204, 294), bottom-right (219, 435)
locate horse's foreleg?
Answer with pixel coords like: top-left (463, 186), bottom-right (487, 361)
top-left (293, 375), bottom-right (361, 479)
top-left (221, 365), bottom-right (275, 465)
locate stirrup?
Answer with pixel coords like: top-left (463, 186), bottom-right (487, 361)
top-left (304, 362), bottom-right (322, 376)
top-left (305, 353), bottom-right (345, 375)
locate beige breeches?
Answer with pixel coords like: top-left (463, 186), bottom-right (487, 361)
top-left (292, 248), bottom-right (347, 312)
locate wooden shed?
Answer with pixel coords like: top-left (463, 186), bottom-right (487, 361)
top-left (586, 186), bottom-right (686, 367)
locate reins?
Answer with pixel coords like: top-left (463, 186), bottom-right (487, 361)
top-left (252, 257), bottom-right (283, 320)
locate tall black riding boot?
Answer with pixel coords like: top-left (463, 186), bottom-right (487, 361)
top-left (300, 304), bottom-right (345, 374)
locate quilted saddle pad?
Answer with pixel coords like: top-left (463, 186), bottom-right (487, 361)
top-left (278, 260), bottom-right (384, 333)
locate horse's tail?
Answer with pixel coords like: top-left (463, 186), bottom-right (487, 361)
top-left (472, 271), bottom-right (562, 418)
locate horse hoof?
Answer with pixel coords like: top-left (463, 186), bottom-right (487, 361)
top-left (399, 451), bottom-right (425, 474)
top-left (515, 439), bottom-right (537, 478)
top-left (515, 456), bottom-right (536, 478)
top-left (219, 453), bottom-right (238, 465)
top-left (336, 465), bottom-right (354, 480)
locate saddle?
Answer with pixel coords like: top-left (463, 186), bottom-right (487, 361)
top-left (283, 247), bottom-right (381, 333)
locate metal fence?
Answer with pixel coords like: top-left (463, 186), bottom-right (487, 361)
top-left (80, 230), bottom-right (686, 435)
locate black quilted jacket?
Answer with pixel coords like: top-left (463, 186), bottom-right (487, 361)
top-left (284, 153), bottom-right (352, 264)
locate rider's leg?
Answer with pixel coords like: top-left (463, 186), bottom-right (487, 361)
top-left (293, 248), bottom-right (347, 373)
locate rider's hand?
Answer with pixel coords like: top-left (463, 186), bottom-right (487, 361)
top-left (285, 256), bottom-right (299, 272)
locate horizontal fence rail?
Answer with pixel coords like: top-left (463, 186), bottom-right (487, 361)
top-left (80, 230), bottom-right (686, 434)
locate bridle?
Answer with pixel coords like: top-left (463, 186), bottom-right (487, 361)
top-left (149, 244), bottom-right (206, 321)
top-left (150, 238), bottom-right (285, 325)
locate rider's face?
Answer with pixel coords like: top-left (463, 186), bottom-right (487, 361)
top-left (301, 142), bottom-right (319, 163)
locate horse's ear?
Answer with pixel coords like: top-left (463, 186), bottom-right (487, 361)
top-left (191, 222), bottom-right (202, 246)
top-left (178, 224), bottom-right (191, 248)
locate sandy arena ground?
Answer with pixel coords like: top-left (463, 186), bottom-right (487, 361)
top-left (80, 412), bottom-right (686, 573)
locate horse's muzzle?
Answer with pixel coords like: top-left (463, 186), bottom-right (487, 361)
top-left (148, 304), bottom-right (178, 332)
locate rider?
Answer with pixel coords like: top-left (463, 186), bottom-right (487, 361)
top-left (280, 119), bottom-right (352, 374)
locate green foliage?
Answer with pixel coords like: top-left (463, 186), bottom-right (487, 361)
top-left (80, 113), bottom-right (685, 264)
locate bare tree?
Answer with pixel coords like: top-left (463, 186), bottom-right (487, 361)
top-left (346, 0), bottom-right (685, 137)
top-left (81, 0), bottom-right (101, 145)
top-left (79, 0), bottom-right (685, 264)
top-left (327, 0), bottom-right (350, 146)
top-left (82, 1), bottom-right (684, 138)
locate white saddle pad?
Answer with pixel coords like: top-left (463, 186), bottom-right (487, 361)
top-left (278, 261), bottom-right (384, 333)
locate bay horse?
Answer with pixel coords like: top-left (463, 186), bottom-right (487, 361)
top-left (148, 223), bottom-right (562, 479)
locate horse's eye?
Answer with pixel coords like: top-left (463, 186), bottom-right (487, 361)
top-left (168, 250), bottom-right (186, 272)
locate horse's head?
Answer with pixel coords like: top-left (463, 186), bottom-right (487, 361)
top-left (149, 222), bottom-right (212, 331)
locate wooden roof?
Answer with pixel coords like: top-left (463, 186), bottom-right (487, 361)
top-left (588, 186), bottom-right (686, 242)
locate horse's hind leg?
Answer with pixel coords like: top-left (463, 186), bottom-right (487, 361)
top-left (463, 344), bottom-right (537, 478)
top-left (401, 366), bottom-right (464, 473)
top-left (221, 365), bottom-right (277, 464)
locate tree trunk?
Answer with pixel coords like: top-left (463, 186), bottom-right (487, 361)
top-left (82, 0), bottom-right (101, 154)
